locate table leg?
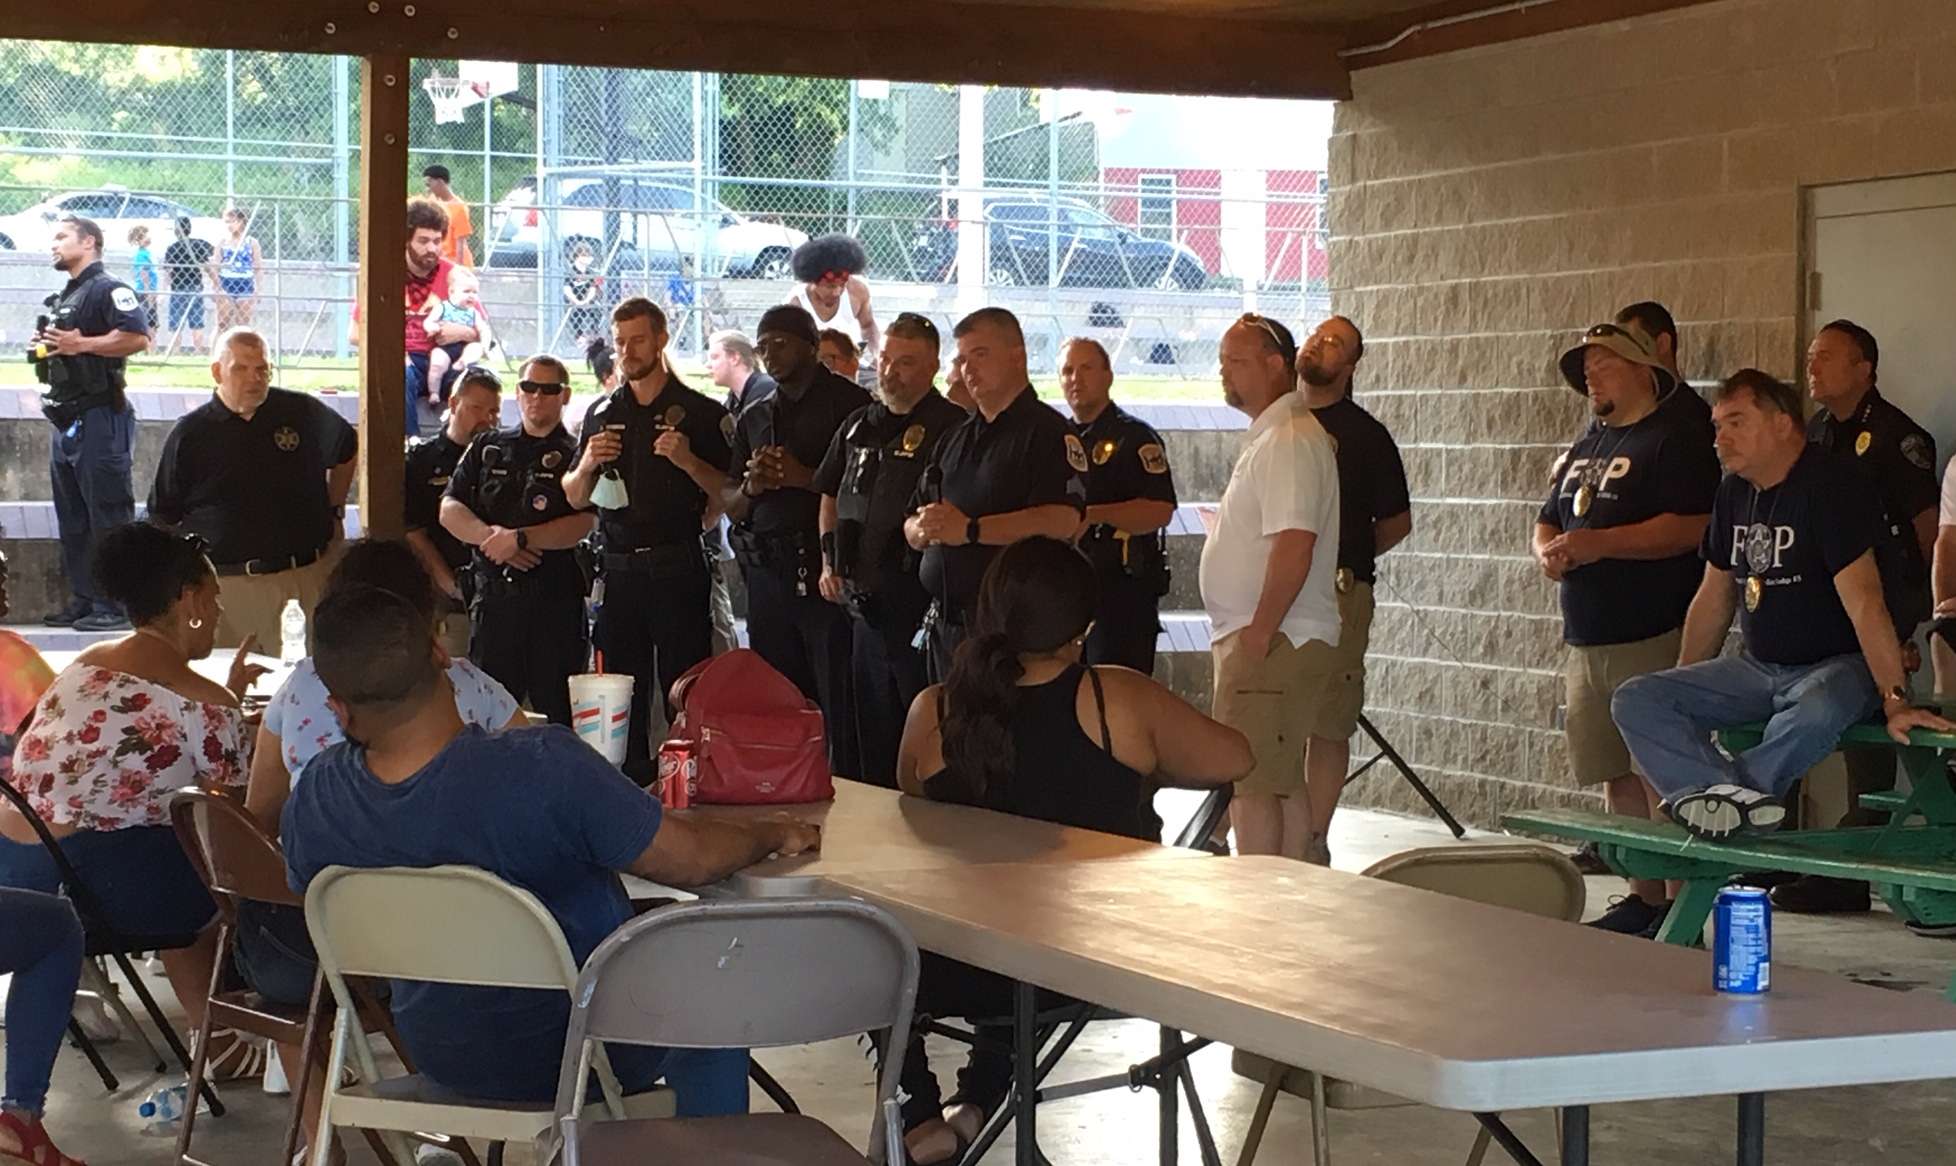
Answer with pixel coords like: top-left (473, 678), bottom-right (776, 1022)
top-left (1655, 878), bottom-right (1721, 946)
top-left (1736, 1093), bottom-right (1764, 1166)
top-left (1159, 1026), bottom-right (1180, 1166)
top-left (1560, 1106), bottom-right (1589, 1166)
top-left (1016, 980), bottom-right (1038, 1166)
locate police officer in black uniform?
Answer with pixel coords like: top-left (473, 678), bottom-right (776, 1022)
top-left (405, 365), bottom-right (503, 655)
top-left (564, 298), bottom-right (734, 783)
top-left (813, 312), bottom-right (966, 787)
top-left (905, 307), bottom-right (1087, 679)
top-left (440, 355), bottom-right (595, 726)
top-left (1774, 319), bottom-right (1939, 914)
top-left (1060, 337), bottom-right (1176, 675)
top-left (719, 304), bottom-right (869, 776)
top-left (34, 213), bottom-right (149, 631)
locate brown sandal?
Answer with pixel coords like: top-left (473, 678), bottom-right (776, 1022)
top-left (0, 1110), bottom-right (87, 1166)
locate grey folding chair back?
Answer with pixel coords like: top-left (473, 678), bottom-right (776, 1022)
top-left (550, 898), bottom-right (919, 1166)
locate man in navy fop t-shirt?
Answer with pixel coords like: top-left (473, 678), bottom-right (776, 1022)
top-left (283, 583), bottom-right (820, 1109)
top-left (1610, 370), bottom-right (1952, 843)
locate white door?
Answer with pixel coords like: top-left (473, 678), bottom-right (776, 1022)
top-left (1809, 172), bottom-right (1956, 479)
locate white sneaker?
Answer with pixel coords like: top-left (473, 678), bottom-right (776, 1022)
top-left (263, 1043), bottom-right (291, 1095)
top-left (413, 1144), bottom-right (466, 1166)
top-left (72, 992), bottom-right (124, 1043)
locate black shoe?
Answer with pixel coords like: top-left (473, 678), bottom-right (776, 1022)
top-left (42, 598), bottom-right (90, 627)
top-left (1638, 907), bottom-right (1705, 946)
top-left (1771, 875), bottom-right (1871, 914)
top-left (1586, 893), bottom-right (1667, 935)
top-left (73, 609), bottom-right (131, 633)
top-left (1569, 841), bottom-right (1612, 875)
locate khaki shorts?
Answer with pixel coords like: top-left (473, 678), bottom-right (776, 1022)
top-left (214, 550), bottom-right (338, 652)
top-left (1311, 582), bottom-right (1373, 741)
top-left (1211, 628), bottom-right (1339, 798)
top-left (1563, 627), bottom-right (1682, 786)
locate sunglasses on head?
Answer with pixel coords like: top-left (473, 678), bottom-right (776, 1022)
top-left (517, 379), bottom-right (565, 396)
top-left (1237, 313), bottom-right (1295, 362)
top-left (893, 311), bottom-right (939, 336)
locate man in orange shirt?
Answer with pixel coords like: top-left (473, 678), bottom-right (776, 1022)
top-left (423, 165), bottom-right (474, 268)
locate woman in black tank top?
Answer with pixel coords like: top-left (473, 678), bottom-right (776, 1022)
top-left (889, 538), bottom-right (1253, 1164)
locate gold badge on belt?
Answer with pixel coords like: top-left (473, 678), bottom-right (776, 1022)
top-left (1855, 430), bottom-right (1872, 456)
top-left (1573, 484), bottom-right (1594, 517)
top-left (1744, 574), bottom-right (1763, 612)
top-left (1335, 567), bottom-right (1354, 595)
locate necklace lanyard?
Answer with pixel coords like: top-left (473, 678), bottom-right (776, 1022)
top-left (1741, 474), bottom-right (1789, 613)
top-left (1570, 419), bottom-right (1638, 523)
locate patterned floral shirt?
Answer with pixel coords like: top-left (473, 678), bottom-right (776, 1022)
top-left (11, 666), bottom-right (251, 832)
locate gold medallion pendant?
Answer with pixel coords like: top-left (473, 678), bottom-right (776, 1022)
top-left (1745, 574), bottom-right (1763, 612)
top-left (1574, 484), bottom-right (1594, 516)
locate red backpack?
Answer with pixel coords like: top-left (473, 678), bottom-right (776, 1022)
top-left (664, 650), bottom-right (833, 805)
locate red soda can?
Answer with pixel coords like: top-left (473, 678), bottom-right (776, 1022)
top-left (656, 739), bottom-right (695, 809)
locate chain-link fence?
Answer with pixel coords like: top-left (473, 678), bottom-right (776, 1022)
top-left (0, 43), bottom-right (1331, 393)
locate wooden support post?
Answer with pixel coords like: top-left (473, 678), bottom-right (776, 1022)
top-left (357, 54), bottom-right (409, 539)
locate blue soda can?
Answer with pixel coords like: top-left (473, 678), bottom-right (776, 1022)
top-left (1714, 886), bottom-right (1772, 994)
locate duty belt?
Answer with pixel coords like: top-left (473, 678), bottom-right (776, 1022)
top-left (213, 545), bottom-right (325, 577)
top-left (601, 543), bottom-right (703, 578)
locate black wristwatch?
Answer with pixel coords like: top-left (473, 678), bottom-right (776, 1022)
top-left (1883, 684), bottom-right (1910, 709)
top-left (965, 515), bottom-right (982, 546)
top-left (516, 530), bottom-right (531, 552)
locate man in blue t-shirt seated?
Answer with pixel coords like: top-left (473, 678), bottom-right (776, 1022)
top-left (282, 584), bottom-right (821, 1111)
top-left (1611, 370), bottom-right (1953, 841)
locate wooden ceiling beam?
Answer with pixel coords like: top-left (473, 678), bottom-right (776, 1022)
top-left (1338, 0), bottom-right (1723, 68)
top-left (9, 0), bottom-right (1351, 99)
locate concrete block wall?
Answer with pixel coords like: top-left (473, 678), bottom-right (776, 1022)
top-left (1328, 0), bottom-right (1956, 824)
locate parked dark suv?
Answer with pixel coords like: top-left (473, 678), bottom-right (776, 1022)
top-left (914, 198), bottom-right (1208, 290)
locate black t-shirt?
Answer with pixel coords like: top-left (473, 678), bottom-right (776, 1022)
top-left (149, 388), bottom-right (357, 564)
top-left (730, 366), bottom-right (869, 543)
top-left (1702, 446), bottom-right (1883, 666)
top-left (1311, 396), bottom-right (1410, 584)
top-left (813, 389), bottom-right (968, 599)
top-left (162, 238), bottom-right (213, 293)
top-left (574, 375), bottom-right (733, 549)
top-left (1806, 388), bottom-right (1935, 633)
top-left (445, 424), bottom-right (584, 591)
top-left (912, 386), bottom-right (1088, 617)
top-left (726, 369), bottom-right (779, 417)
top-left (1539, 405), bottom-right (1720, 646)
top-left (405, 432), bottom-right (472, 572)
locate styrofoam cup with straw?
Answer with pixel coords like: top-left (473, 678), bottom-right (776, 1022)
top-left (568, 651), bottom-right (633, 767)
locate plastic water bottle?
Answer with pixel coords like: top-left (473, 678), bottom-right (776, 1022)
top-left (137, 1083), bottom-right (186, 1135)
top-left (280, 599), bottom-right (306, 664)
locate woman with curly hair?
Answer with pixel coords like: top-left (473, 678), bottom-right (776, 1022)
top-left (786, 233), bottom-right (880, 381)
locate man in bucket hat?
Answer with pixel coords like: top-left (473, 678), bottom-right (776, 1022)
top-left (1534, 320), bottom-right (1720, 936)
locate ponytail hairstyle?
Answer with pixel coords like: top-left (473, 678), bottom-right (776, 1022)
top-left (941, 537), bottom-right (1099, 797)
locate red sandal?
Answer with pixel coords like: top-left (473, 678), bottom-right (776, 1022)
top-left (0, 1110), bottom-right (86, 1166)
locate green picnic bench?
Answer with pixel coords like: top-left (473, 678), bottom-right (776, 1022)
top-left (1506, 719), bottom-right (1956, 999)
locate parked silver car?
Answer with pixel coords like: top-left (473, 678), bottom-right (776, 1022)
top-left (485, 172), bottom-right (806, 278)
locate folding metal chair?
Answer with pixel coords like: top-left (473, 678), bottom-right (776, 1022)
top-left (302, 864), bottom-right (672, 1166)
top-left (544, 897), bottom-right (918, 1166)
top-left (1232, 844), bottom-right (1587, 1166)
top-left (0, 774), bottom-right (222, 1116)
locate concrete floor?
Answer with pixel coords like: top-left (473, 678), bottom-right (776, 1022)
top-left (28, 806), bottom-right (1956, 1165)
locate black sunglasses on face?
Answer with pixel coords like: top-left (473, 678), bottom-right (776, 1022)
top-left (517, 380), bottom-right (565, 396)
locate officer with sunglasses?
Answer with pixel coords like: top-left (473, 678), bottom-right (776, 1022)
top-left (440, 354), bottom-right (596, 726)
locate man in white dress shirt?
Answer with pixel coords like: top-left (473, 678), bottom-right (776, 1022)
top-left (1199, 314), bottom-right (1342, 863)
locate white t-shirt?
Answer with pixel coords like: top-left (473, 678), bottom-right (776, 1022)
top-left (1940, 458), bottom-right (1956, 527)
top-left (263, 656), bottom-right (520, 782)
top-left (1198, 392), bottom-right (1343, 647)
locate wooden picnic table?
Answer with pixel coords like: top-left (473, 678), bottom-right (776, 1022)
top-left (1509, 715), bottom-right (1956, 992)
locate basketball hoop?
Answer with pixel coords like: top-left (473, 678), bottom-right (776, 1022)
top-left (423, 76), bottom-right (485, 125)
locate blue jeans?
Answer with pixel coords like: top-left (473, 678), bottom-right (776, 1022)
top-left (610, 1045), bottom-right (751, 1118)
top-left (48, 403), bottom-right (136, 614)
top-left (1611, 651), bottom-right (1879, 802)
top-left (0, 889), bottom-right (84, 1115)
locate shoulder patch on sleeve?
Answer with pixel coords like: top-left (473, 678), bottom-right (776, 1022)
top-left (1064, 433), bottom-right (1089, 474)
top-left (720, 413), bottom-right (738, 443)
top-left (1138, 442), bottom-right (1169, 475)
top-left (1902, 433), bottom-right (1933, 471)
top-left (110, 286), bottom-right (139, 312)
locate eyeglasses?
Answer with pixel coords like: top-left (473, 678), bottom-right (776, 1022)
top-left (516, 380), bottom-right (565, 396)
top-left (1237, 313), bottom-right (1296, 363)
top-left (893, 311), bottom-right (940, 337)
